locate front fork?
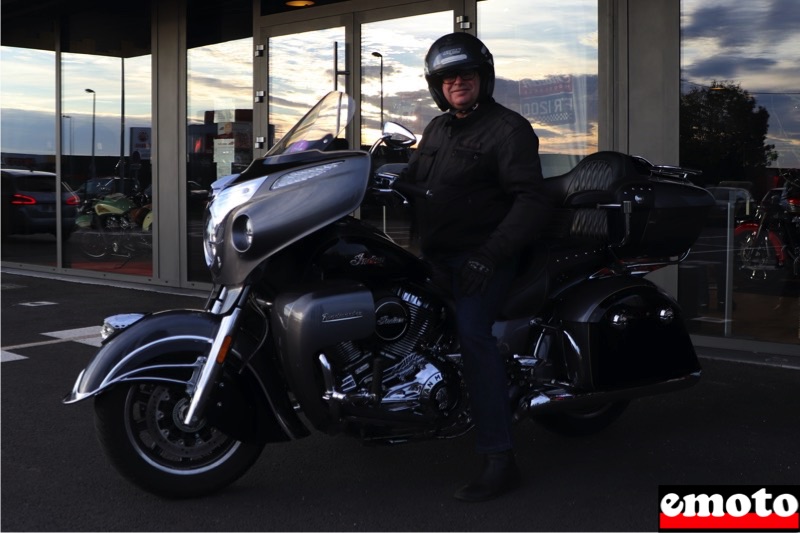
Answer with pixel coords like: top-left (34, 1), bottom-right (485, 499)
top-left (182, 285), bottom-right (250, 426)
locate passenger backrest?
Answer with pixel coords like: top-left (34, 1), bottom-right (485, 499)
top-left (542, 151), bottom-right (644, 243)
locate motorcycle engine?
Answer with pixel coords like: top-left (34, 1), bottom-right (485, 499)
top-left (327, 286), bottom-right (459, 419)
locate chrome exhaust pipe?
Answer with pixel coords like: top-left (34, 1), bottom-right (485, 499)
top-left (518, 371), bottom-right (701, 415)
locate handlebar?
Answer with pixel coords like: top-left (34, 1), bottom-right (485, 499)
top-left (373, 164), bottom-right (432, 200)
top-left (392, 179), bottom-right (433, 199)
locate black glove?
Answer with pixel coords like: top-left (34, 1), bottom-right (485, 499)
top-left (459, 255), bottom-right (495, 296)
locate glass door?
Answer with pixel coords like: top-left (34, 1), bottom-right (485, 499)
top-left (477, 0), bottom-right (599, 177)
top-left (266, 17), bottom-right (351, 150)
top-left (358, 2), bottom-right (460, 251)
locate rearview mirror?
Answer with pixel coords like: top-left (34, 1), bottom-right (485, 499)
top-left (382, 122), bottom-right (417, 149)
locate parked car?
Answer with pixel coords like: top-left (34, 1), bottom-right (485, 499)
top-left (705, 186), bottom-right (756, 226)
top-left (1, 169), bottom-right (80, 239)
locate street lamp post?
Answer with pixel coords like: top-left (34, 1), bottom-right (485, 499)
top-left (371, 52), bottom-right (384, 127)
top-left (371, 52), bottom-right (386, 233)
top-left (85, 88), bottom-right (96, 179)
top-left (62, 114), bottom-right (74, 177)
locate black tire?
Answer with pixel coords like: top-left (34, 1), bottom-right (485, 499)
top-left (533, 400), bottom-right (629, 437)
top-left (94, 381), bottom-right (265, 498)
top-left (75, 225), bottom-right (110, 260)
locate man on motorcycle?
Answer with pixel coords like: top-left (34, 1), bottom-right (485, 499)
top-left (402, 32), bottom-right (553, 501)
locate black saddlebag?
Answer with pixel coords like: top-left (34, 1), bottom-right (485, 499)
top-left (538, 275), bottom-right (701, 391)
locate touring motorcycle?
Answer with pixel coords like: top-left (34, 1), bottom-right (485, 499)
top-left (64, 91), bottom-right (715, 498)
top-left (735, 174), bottom-right (800, 281)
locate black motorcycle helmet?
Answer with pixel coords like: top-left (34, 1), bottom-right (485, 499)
top-left (424, 32), bottom-right (495, 111)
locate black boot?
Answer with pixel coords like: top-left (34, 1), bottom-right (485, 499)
top-left (453, 450), bottom-right (520, 502)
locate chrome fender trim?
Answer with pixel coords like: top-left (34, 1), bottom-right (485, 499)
top-left (63, 310), bottom-right (220, 404)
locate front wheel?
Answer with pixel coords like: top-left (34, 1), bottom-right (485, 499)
top-left (735, 229), bottom-right (777, 283)
top-left (94, 382), bottom-right (265, 498)
top-left (532, 400), bottom-right (629, 437)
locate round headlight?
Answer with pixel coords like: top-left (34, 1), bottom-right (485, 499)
top-left (231, 215), bottom-right (253, 252)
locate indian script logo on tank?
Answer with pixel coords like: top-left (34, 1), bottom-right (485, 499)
top-left (350, 252), bottom-right (385, 267)
top-left (658, 485), bottom-right (800, 532)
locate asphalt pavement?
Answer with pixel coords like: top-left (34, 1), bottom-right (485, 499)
top-left (1, 269), bottom-right (799, 532)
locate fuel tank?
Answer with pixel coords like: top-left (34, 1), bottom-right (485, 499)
top-left (309, 217), bottom-right (430, 283)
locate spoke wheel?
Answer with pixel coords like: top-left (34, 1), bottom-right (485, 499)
top-left (95, 381), bottom-right (264, 498)
top-left (76, 227), bottom-right (110, 260)
top-left (735, 231), bottom-right (774, 282)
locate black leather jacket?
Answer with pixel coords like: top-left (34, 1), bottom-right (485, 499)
top-left (405, 99), bottom-right (552, 263)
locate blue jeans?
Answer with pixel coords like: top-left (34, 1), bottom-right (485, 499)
top-left (437, 255), bottom-right (517, 454)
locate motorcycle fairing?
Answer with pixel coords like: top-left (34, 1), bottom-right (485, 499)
top-left (209, 151), bottom-right (371, 286)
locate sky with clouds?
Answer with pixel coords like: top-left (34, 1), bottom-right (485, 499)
top-left (1, 0), bottom-right (797, 168)
top-left (681, 0), bottom-right (800, 169)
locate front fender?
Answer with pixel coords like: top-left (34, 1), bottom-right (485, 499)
top-left (63, 310), bottom-right (219, 404)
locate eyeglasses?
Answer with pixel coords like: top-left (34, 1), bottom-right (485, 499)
top-left (441, 70), bottom-right (478, 84)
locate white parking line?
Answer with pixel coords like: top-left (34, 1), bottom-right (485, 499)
top-left (1, 351), bottom-right (28, 362)
top-left (42, 326), bottom-right (103, 347)
top-left (1, 326), bottom-right (103, 363)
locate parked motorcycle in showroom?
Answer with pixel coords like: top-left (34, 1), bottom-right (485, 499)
top-left (73, 185), bottom-right (153, 262)
top-left (734, 173), bottom-right (800, 282)
top-left (64, 91), bottom-right (715, 498)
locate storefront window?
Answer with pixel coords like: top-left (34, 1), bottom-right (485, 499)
top-left (61, 51), bottom-right (153, 277)
top-left (680, 0), bottom-right (799, 345)
top-left (268, 27), bottom-right (347, 147)
top-left (360, 11), bottom-right (452, 147)
top-left (478, 0), bottom-right (599, 177)
top-left (186, 28), bottom-right (253, 282)
top-left (0, 46), bottom-right (59, 266)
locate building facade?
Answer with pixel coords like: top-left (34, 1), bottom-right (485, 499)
top-left (2, 0), bottom-right (798, 355)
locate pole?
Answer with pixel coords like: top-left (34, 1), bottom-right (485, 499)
top-left (85, 88), bottom-right (96, 179)
top-left (119, 58), bottom-right (126, 179)
top-left (372, 52), bottom-right (384, 126)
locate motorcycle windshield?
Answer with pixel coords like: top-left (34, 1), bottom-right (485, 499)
top-left (205, 92), bottom-right (371, 286)
top-left (266, 91), bottom-right (353, 157)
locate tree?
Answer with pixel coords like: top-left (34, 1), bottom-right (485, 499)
top-left (680, 81), bottom-right (777, 185)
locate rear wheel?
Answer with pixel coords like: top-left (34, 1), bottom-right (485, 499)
top-left (94, 381), bottom-right (265, 498)
top-left (533, 400), bottom-right (629, 437)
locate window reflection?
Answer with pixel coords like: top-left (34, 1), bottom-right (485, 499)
top-left (0, 47), bottom-right (59, 266)
top-left (359, 11), bottom-right (452, 253)
top-left (680, 0), bottom-right (800, 345)
top-left (269, 28), bottom-right (346, 147)
top-left (478, 0), bottom-right (599, 177)
top-left (360, 12), bottom-right (451, 147)
top-left (61, 53), bottom-right (153, 277)
top-left (187, 37), bottom-right (253, 282)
